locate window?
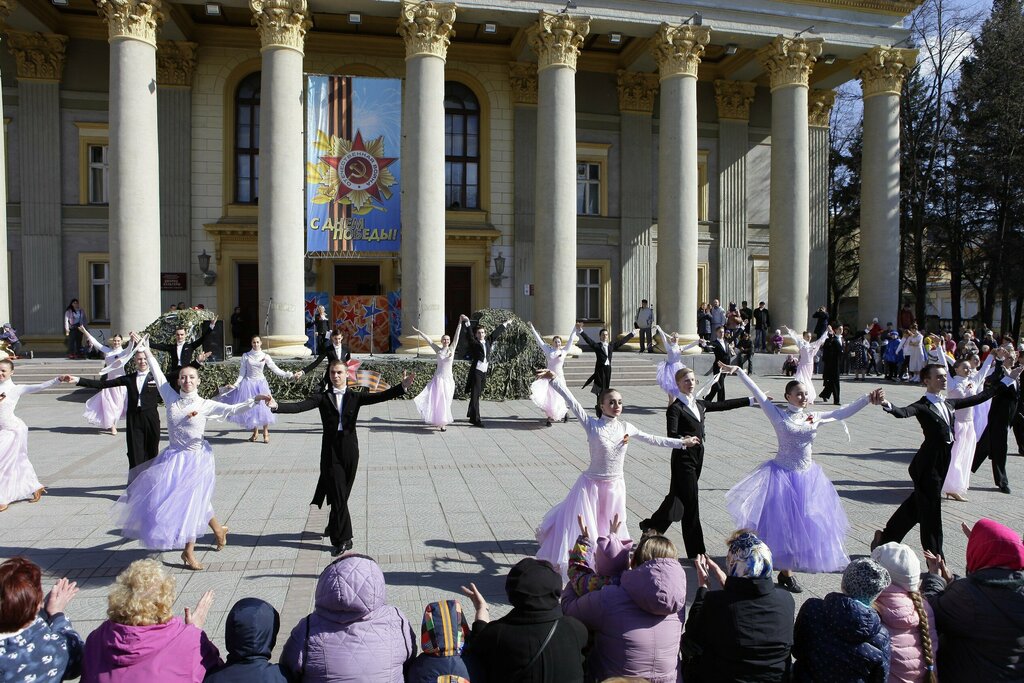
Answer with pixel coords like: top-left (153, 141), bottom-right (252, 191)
top-left (577, 161), bottom-right (601, 215)
top-left (577, 267), bottom-right (602, 322)
top-left (88, 144), bottom-right (109, 204)
top-left (444, 82), bottom-right (480, 210)
top-left (90, 261), bottom-right (110, 322)
top-left (698, 150), bottom-right (709, 222)
top-left (235, 72), bottom-right (261, 204)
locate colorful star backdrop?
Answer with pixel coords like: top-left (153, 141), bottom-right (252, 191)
top-left (332, 295), bottom-right (391, 353)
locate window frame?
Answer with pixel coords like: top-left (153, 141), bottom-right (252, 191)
top-left (576, 143), bottom-right (610, 217)
top-left (87, 143), bottom-right (109, 205)
top-left (234, 71), bottom-right (261, 206)
top-left (77, 252), bottom-right (111, 325)
top-left (75, 122), bottom-right (109, 206)
top-left (698, 149), bottom-right (710, 222)
top-left (444, 81), bottom-right (482, 211)
top-left (576, 259), bottom-right (612, 325)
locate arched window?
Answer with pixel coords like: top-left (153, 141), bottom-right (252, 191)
top-left (235, 72), bottom-right (260, 204)
top-left (444, 81), bottom-right (480, 210)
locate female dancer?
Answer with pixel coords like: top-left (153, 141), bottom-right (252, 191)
top-left (781, 325), bottom-right (828, 403)
top-left (720, 365), bottom-right (883, 593)
top-left (898, 325), bottom-right (926, 382)
top-left (942, 353), bottom-right (995, 501)
top-left (533, 370), bottom-right (698, 576)
top-left (115, 343), bottom-right (270, 569)
top-left (527, 322), bottom-right (577, 426)
top-left (0, 359), bottom-right (58, 511)
top-left (220, 336), bottom-right (297, 444)
top-left (80, 327), bottom-right (133, 435)
top-left (653, 325), bottom-right (702, 405)
top-left (411, 323), bottom-right (462, 431)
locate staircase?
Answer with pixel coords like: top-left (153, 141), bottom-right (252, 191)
top-left (562, 353), bottom-right (660, 387)
top-left (6, 358), bottom-right (107, 393)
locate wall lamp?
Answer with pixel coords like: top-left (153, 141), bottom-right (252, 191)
top-left (483, 21), bottom-right (498, 34)
top-left (609, 32), bottom-right (622, 44)
top-left (204, 2), bottom-right (222, 16)
top-left (489, 252), bottom-right (507, 287)
top-left (198, 249), bottom-right (217, 286)
top-left (724, 43), bottom-right (738, 55)
top-left (348, 12), bottom-right (362, 24)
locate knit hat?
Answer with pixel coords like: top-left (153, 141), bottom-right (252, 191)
top-left (841, 558), bottom-right (890, 602)
top-left (505, 558), bottom-right (562, 615)
top-left (726, 530), bottom-right (773, 579)
top-left (871, 542), bottom-right (921, 592)
top-left (966, 518), bottom-right (1024, 574)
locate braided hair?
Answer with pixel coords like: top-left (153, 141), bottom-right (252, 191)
top-left (909, 590), bottom-right (937, 683)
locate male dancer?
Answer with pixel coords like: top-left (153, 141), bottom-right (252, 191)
top-left (972, 345), bottom-right (1022, 493)
top-left (578, 323), bottom-right (637, 412)
top-left (639, 366), bottom-right (755, 557)
top-left (704, 326), bottom-right (732, 402)
top-left (872, 362), bottom-right (1021, 557)
top-left (270, 361), bottom-right (414, 555)
top-left (145, 316), bottom-right (217, 386)
top-left (62, 349), bottom-right (161, 478)
top-left (462, 314), bottom-right (511, 427)
top-left (297, 327), bottom-right (352, 389)
top-left (818, 325), bottom-right (844, 405)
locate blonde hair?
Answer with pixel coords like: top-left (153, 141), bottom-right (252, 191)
top-left (107, 559), bottom-right (176, 626)
top-left (909, 591), bottom-right (937, 683)
top-left (631, 535), bottom-right (677, 568)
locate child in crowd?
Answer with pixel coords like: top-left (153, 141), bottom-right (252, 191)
top-left (770, 330), bottom-right (785, 353)
top-left (782, 354), bottom-right (798, 376)
top-left (406, 601), bottom-right (471, 683)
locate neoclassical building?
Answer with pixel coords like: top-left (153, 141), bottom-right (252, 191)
top-left (0, 0), bottom-right (918, 354)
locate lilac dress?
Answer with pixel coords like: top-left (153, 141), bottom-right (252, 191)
top-left (412, 323), bottom-right (462, 428)
top-left (113, 349), bottom-right (260, 549)
top-left (654, 328), bottom-right (701, 395)
top-left (725, 369), bottom-right (871, 573)
top-left (0, 378), bottom-right (57, 505)
top-left (943, 355), bottom-right (995, 496)
top-left (535, 378), bottom-right (686, 577)
top-left (784, 327), bottom-right (826, 404)
top-left (222, 351), bottom-right (290, 429)
top-left (528, 324), bottom-right (577, 421)
top-left (81, 333), bottom-right (131, 429)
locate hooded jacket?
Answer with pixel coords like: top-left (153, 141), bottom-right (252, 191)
top-left (872, 586), bottom-right (938, 683)
top-left (279, 555), bottom-right (415, 683)
top-left (792, 593), bottom-right (891, 683)
top-left (406, 600), bottom-right (471, 683)
top-left (561, 557), bottom-right (688, 683)
top-left (80, 616), bottom-right (221, 683)
top-left (0, 611), bottom-right (83, 682)
top-left (204, 598), bottom-right (286, 683)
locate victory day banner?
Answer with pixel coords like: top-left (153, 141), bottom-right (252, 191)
top-left (305, 75), bottom-right (402, 255)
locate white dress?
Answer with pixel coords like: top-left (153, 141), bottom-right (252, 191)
top-left (898, 333), bottom-right (926, 373)
top-left (943, 355), bottom-right (995, 496)
top-left (528, 325), bottom-right (577, 421)
top-left (413, 323), bottom-right (462, 428)
top-left (222, 351), bottom-right (291, 429)
top-left (784, 327), bottom-right (827, 403)
top-left (82, 333), bottom-right (133, 429)
top-left (0, 378), bottom-right (57, 505)
top-left (654, 328), bottom-right (701, 395)
top-left (535, 377), bottom-right (686, 576)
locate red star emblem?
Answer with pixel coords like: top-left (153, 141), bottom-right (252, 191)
top-left (321, 131), bottom-right (397, 203)
top-left (304, 296), bottom-right (319, 317)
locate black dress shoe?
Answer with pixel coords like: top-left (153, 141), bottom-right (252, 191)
top-left (473, 420), bottom-right (485, 428)
top-left (999, 484), bottom-right (1012, 494)
top-left (870, 529), bottom-right (884, 551)
top-left (777, 574), bottom-right (803, 593)
top-left (330, 539), bottom-right (354, 556)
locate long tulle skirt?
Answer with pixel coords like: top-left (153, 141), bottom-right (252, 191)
top-left (943, 419), bottom-right (976, 495)
top-left (535, 473), bottom-right (628, 577)
top-left (414, 371), bottom-right (455, 427)
top-left (656, 360), bottom-right (685, 395)
top-left (795, 363), bottom-right (818, 404)
top-left (113, 442), bottom-right (216, 550)
top-left (223, 377), bottom-right (275, 429)
top-left (726, 459), bottom-right (850, 573)
top-left (530, 378), bottom-right (568, 421)
top-left (83, 385), bottom-right (127, 429)
top-left (0, 419), bottom-right (43, 505)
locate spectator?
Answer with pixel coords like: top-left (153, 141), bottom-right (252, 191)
top-left (280, 554), bottom-right (415, 682)
top-left (635, 299), bottom-right (655, 353)
top-left (792, 558), bottom-right (892, 682)
top-left (898, 303), bottom-right (915, 332)
top-left (770, 330), bottom-right (785, 354)
top-left (921, 518), bottom-right (1024, 681)
top-left (726, 305), bottom-right (744, 341)
top-left (312, 304), bottom-right (330, 353)
top-left (63, 299), bottom-right (86, 359)
top-left (0, 557), bottom-right (82, 682)
top-left (709, 299), bottom-right (727, 332)
top-left (739, 301), bottom-right (753, 333)
top-left (81, 559), bottom-right (220, 682)
top-left (697, 304), bottom-right (713, 342)
top-left (753, 302), bottom-right (770, 351)
top-left (682, 530), bottom-right (794, 683)
top-left (782, 354), bottom-right (798, 376)
top-left (461, 558), bottom-right (588, 683)
top-left (871, 543), bottom-right (938, 683)
top-left (812, 306), bottom-right (829, 340)
top-left (943, 333), bottom-right (957, 356)
top-left (204, 598), bottom-right (286, 683)
top-left (1, 322), bottom-right (22, 358)
top-left (869, 318), bottom-right (884, 343)
top-left (735, 331), bottom-right (755, 374)
top-left (561, 531), bottom-right (687, 683)
top-left (230, 306), bottom-right (245, 356)
top-left (406, 600), bottom-right (471, 683)
top-left (883, 331), bottom-right (903, 381)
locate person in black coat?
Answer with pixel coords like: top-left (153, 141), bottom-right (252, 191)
top-left (298, 328), bottom-right (352, 390)
top-left (229, 307), bottom-right (245, 357)
top-left (577, 324), bottom-right (637, 411)
top-left (872, 362), bottom-right (1021, 557)
top-left (972, 346), bottom-right (1021, 493)
top-left (812, 306), bottom-right (829, 340)
top-left (462, 314), bottom-right (511, 427)
top-left (62, 349), bottom-right (161, 477)
top-left (640, 366), bottom-right (755, 557)
top-left (204, 598), bottom-right (286, 683)
top-left (147, 318), bottom-right (216, 387)
top-left (818, 325), bottom-right (844, 405)
top-left (461, 558), bottom-right (588, 683)
top-left (704, 326), bottom-right (733, 402)
top-left (682, 531), bottom-right (795, 682)
top-left (270, 361), bottom-right (413, 555)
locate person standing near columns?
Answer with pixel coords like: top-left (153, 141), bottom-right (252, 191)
top-left (635, 299), bottom-right (654, 353)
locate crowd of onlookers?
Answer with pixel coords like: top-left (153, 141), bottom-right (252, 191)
top-left (3, 515), bottom-right (1023, 682)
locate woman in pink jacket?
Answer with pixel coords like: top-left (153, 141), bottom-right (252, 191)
top-left (80, 559), bottom-right (220, 682)
top-left (871, 543), bottom-right (938, 683)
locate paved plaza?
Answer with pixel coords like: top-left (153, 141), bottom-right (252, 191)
top-left (3, 358), bottom-right (1023, 661)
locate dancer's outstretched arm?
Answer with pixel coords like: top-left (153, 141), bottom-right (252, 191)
top-left (263, 354), bottom-right (292, 379)
top-left (140, 344), bottom-right (178, 405)
top-left (411, 327), bottom-right (441, 354)
top-left (527, 322), bottom-right (552, 355)
top-left (80, 327), bottom-right (111, 355)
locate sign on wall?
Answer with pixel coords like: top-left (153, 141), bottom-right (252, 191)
top-left (305, 75), bottom-right (402, 256)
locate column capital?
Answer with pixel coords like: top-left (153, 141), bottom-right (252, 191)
top-left (249, 0), bottom-right (310, 54)
top-left (526, 11), bottom-right (590, 72)
top-left (5, 31), bottom-right (68, 81)
top-left (852, 46), bottom-right (917, 98)
top-left (0, 1), bottom-right (14, 24)
top-left (96, 0), bottom-right (164, 47)
top-left (757, 35), bottom-right (823, 91)
top-left (714, 79), bottom-right (756, 121)
top-left (156, 40), bottom-right (197, 87)
top-left (509, 61), bottom-right (538, 105)
top-left (651, 23), bottom-right (710, 80)
top-left (808, 89), bottom-right (836, 127)
top-left (616, 70), bottom-right (658, 114)
top-left (398, 1), bottom-right (456, 60)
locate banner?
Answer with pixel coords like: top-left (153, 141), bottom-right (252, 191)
top-left (305, 75), bottom-right (402, 256)
top-left (332, 295), bottom-right (391, 353)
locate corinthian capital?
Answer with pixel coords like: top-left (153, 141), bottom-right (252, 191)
top-left (96, 0), bottom-right (164, 47)
top-left (808, 89), bottom-right (836, 127)
top-left (757, 35), bottom-right (823, 91)
top-left (651, 23), bottom-right (711, 80)
top-left (398, 1), bottom-right (456, 60)
top-left (156, 40), bottom-right (197, 86)
top-left (5, 31), bottom-right (68, 81)
top-left (714, 80), bottom-right (756, 121)
top-left (527, 11), bottom-right (590, 72)
top-left (250, 0), bottom-right (310, 54)
top-left (616, 70), bottom-right (658, 114)
top-left (509, 62), bottom-right (538, 105)
top-left (852, 46), bottom-right (917, 98)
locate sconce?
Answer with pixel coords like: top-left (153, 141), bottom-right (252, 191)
top-left (489, 251), bottom-right (507, 287)
top-left (304, 258), bottom-right (317, 287)
top-left (197, 249), bottom-right (217, 286)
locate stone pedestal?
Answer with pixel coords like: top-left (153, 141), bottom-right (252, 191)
top-left (715, 80), bottom-right (756, 306)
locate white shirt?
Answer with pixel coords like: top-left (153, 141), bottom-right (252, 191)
top-left (601, 342), bottom-right (609, 366)
top-left (925, 392), bottom-right (953, 439)
top-left (175, 342), bottom-right (185, 364)
top-left (334, 344), bottom-right (343, 358)
top-left (678, 394), bottom-right (700, 421)
top-left (478, 340), bottom-right (490, 374)
top-left (332, 386), bottom-right (346, 430)
top-left (135, 373), bottom-right (147, 407)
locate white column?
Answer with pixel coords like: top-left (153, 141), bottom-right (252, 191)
top-left (397, 0), bottom-right (456, 353)
top-left (808, 89), bottom-right (835, 316)
top-left (0, 1), bottom-right (9, 326)
top-left (510, 62), bottom-right (539, 322)
top-left (251, 0), bottom-right (310, 357)
top-left (97, 0), bottom-right (164, 335)
top-left (854, 47), bottom-right (915, 328)
top-left (757, 35), bottom-right (822, 334)
top-left (528, 11), bottom-right (590, 340)
top-left (714, 80), bottom-right (756, 305)
top-left (652, 23), bottom-right (709, 345)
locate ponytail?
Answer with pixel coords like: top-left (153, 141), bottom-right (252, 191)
top-left (910, 591), bottom-right (937, 683)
